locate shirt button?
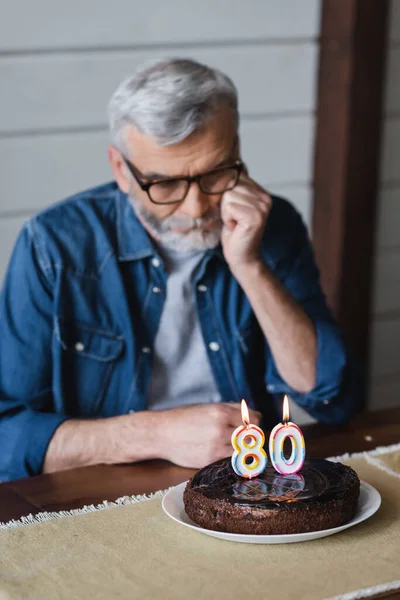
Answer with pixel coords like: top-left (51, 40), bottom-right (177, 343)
top-left (142, 347), bottom-right (151, 354)
top-left (152, 286), bottom-right (162, 294)
top-left (75, 342), bottom-right (85, 352)
top-left (323, 399), bottom-right (330, 406)
top-left (197, 284), bottom-right (208, 292)
top-left (209, 342), bottom-right (220, 352)
top-left (267, 384), bottom-right (275, 392)
top-left (128, 409), bottom-right (135, 414)
top-left (152, 258), bottom-right (160, 267)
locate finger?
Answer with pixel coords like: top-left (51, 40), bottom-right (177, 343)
top-left (222, 199), bottom-right (254, 220)
top-left (215, 443), bottom-right (235, 457)
top-left (226, 410), bottom-right (260, 429)
top-left (223, 193), bottom-right (259, 209)
top-left (232, 179), bottom-right (272, 210)
top-left (219, 402), bottom-right (260, 415)
top-left (222, 201), bottom-right (262, 232)
top-left (227, 409), bottom-right (262, 427)
top-left (223, 188), bottom-right (268, 212)
top-left (223, 185), bottom-right (258, 205)
top-left (224, 201), bottom-right (258, 216)
top-left (249, 410), bottom-right (262, 425)
top-left (238, 173), bottom-right (270, 195)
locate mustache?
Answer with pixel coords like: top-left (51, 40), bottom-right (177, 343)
top-left (160, 206), bottom-right (221, 231)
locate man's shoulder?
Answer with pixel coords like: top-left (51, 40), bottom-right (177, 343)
top-left (260, 194), bottom-right (309, 268)
top-left (267, 194), bottom-right (305, 231)
top-left (28, 181), bottom-right (120, 278)
top-left (33, 181), bottom-right (119, 226)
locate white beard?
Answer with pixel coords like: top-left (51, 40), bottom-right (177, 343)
top-left (129, 194), bottom-right (222, 252)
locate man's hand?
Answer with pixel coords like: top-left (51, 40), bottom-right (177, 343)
top-left (219, 174), bottom-right (317, 393)
top-left (221, 174), bottom-right (272, 274)
top-left (156, 403), bottom-right (262, 469)
top-left (43, 403), bottom-right (262, 474)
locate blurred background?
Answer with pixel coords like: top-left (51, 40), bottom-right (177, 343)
top-left (0, 0), bottom-right (398, 420)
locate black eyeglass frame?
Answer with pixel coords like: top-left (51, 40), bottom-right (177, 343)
top-left (123, 156), bottom-right (244, 205)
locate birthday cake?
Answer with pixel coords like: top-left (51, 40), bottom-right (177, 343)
top-left (183, 457), bottom-right (360, 535)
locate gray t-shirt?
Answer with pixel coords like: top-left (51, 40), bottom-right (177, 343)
top-left (146, 246), bottom-right (221, 411)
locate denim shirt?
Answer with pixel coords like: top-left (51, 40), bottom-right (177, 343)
top-left (0, 182), bottom-right (359, 481)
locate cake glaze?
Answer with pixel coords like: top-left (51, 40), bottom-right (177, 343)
top-left (183, 457), bottom-right (360, 534)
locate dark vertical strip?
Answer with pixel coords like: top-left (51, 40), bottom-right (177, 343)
top-left (313, 0), bottom-right (389, 399)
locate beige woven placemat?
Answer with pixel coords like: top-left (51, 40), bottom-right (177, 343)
top-left (1, 444), bottom-right (400, 600)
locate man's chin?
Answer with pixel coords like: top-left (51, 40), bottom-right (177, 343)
top-left (170, 227), bottom-right (196, 234)
top-left (171, 221), bottom-right (220, 235)
top-left (158, 228), bottom-right (221, 252)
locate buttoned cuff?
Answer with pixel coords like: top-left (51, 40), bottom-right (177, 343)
top-left (12, 411), bottom-right (69, 480)
top-left (265, 318), bottom-right (359, 424)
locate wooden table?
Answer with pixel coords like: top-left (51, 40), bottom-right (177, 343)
top-left (1, 407), bottom-right (399, 599)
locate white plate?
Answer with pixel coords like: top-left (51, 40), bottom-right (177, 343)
top-left (162, 480), bottom-right (381, 544)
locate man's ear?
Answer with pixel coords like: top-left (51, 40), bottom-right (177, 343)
top-left (233, 135), bottom-right (247, 175)
top-left (108, 145), bottom-right (130, 194)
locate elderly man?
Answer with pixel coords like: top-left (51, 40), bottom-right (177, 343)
top-left (0, 59), bottom-right (359, 481)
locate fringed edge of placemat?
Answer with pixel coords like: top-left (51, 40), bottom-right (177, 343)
top-left (327, 442), bottom-right (400, 480)
top-left (0, 486), bottom-right (173, 531)
top-left (324, 579), bottom-right (400, 600)
top-left (1, 442), bottom-right (399, 531)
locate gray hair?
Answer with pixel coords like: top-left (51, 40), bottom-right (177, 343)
top-left (108, 58), bottom-right (239, 151)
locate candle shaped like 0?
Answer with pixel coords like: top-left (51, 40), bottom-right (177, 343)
top-left (269, 396), bottom-right (305, 475)
top-left (231, 400), bottom-right (267, 478)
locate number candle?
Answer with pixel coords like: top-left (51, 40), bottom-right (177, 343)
top-left (269, 395), bottom-right (305, 475)
top-left (231, 399), bottom-right (267, 479)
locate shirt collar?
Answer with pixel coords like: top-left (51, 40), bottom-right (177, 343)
top-left (115, 187), bottom-right (225, 263)
top-left (116, 190), bottom-right (155, 261)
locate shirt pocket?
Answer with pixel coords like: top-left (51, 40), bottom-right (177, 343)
top-left (54, 318), bottom-right (124, 416)
top-left (235, 317), bottom-right (257, 355)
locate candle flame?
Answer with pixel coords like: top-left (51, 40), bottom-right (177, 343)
top-left (241, 399), bottom-right (250, 426)
top-left (283, 395), bottom-right (290, 423)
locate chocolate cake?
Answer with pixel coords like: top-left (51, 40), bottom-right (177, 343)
top-left (183, 457), bottom-right (360, 535)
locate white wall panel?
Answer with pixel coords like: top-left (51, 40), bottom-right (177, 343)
top-left (0, 0), bottom-right (320, 51)
top-left (241, 117), bottom-right (314, 187)
top-left (372, 252), bottom-right (400, 314)
top-left (389, 0), bottom-right (400, 42)
top-left (380, 118), bottom-right (400, 183)
top-left (376, 187), bottom-right (400, 249)
top-left (0, 116), bottom-right (314, 215)
top-left (0, 216), bottom-right (28, 284)
top-left (385, 47), bottom-right (400, 114)
top-left (369, 376), bottom-right (400, 410)
top-left (370, 318), bottom-right (400, 378)
top-left (0, 131), bottom-right (112, 215)
top-left (0, 44), bottom-right (317, 134)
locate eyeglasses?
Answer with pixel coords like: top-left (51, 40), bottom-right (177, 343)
top-left (123, 156), bottom-right (244, 205)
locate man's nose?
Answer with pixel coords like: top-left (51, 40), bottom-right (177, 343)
top-left (180, 182), bottom-right (210, 219)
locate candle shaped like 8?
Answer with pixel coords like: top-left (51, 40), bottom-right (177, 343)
top-left (269, 396), bottom-right (305, 475)
top-left (231, 400), bottom-right (267, 478)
